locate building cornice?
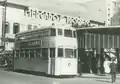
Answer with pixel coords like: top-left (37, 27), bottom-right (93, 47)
top-left (0, 1), bottom-right (28, 10)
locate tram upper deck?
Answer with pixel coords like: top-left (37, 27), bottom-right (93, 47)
top-left (14, 25), bottom-right (77, 50)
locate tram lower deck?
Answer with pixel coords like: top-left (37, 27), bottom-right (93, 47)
top-left (13, 57), bottom-right (77, 76)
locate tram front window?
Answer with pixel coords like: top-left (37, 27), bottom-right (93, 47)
top-left (51, 29), bottom-right (56, 36)
top-left (73, 31), bottom-right (77, 38)
top-left (58, 48), bottom-right (63, 57)
top-left (58, 29), bottom-right (62, 35)
top-left (65, 49), bottom-right (75, 58)
top-left (50, 48), bottom-right (55, 57)
top-left (64, 29), bottom-right (72, 37)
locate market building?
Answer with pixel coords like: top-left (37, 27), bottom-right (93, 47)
top-left (0, 1), bottom-right (106, 53)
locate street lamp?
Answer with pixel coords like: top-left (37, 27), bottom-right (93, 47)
top-left (2, 0), bottom-right (7, 52)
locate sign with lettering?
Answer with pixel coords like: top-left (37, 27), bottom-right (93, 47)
top-left (20, 40), bottom-right (42, 49)
top-left (24, 8), bottom-right (90, 26)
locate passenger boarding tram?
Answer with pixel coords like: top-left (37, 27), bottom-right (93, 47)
top-left (13, 25), bottom-right (78, 76)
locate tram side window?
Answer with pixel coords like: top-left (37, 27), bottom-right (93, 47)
top-left (58, 29), bottom-right (62, 35)
top-left (58, 48), bottom-right (63, 57)
top-left (36, 49), bottom-right (42, 58)
top-left (20, 51), bottom-right (24, 58)
top-left (43, 30), bottom-right (49, 37)
top-left (25, 51), bottom-right (29, 58)
top-left (51, 29), bottom-right (56, 36)
top-left (42, 48), bottom-right (48, 60)
top-left (30, 50), bottom-right (34, 58)
top-left (50, 48), bottom-right (55, 57)
top-left (16, 51), bottom-right (19, 58)
top-left (37, 32), bottom-right (43, 37)
top-left (65, 49), bottom-right (74, 58)
top-left (64, 29), bottom-right (72, 37)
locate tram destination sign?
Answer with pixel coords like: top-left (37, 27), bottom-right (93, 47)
top-left (20, 40), bottom-right (41, 49)
top-left (24, 8), bottom-right (90, 25)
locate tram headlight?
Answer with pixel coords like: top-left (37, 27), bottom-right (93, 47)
top-left (68, 63), bottom-right (71, 67)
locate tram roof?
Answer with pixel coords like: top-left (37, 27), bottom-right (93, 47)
top-left (76, 26), bottom-right (120, 34)
top-left (16, 25), bottom-right (76, 36)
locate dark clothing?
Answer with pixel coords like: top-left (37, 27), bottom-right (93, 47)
top-left (111, 72), bottom-right (116, 83)
top-left (78, 59), bottom-right (82, 76)
top-left (110, 62), bottom-right (117, 83)
top-left (110, 62), bottom-right (117, 73)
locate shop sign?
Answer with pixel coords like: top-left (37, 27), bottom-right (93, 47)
top-left (24, 8), bottom-right (90, 25)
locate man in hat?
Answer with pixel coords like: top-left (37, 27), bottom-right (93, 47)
top-left (109, 58), bottom-right (117, 83)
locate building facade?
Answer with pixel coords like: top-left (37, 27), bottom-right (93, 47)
top-left (0, 1), bottom-right (94, 53)
top-left (106, 0), bottom-right (120, 26)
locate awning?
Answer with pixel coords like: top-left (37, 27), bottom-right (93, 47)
top-left (76, 26), bottom-right (120, 35)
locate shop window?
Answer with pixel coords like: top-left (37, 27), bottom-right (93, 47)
top-left (51, 28), bottom-right (56, 36)
top-left (33, 25), bottom-right (37, 30)
top-left (42, 48), bottom-right (48, 60)
top-left (64, 29), bottom-right (72, 37)
top-left (50, 48), bottom-right (55, 57)
top-left (28, 25), bottom-right (32, 30)
top-left (13, 23), bottom-right (20, 34)
top-left (58, 29), bottom-right (62, 35)
top-left (58, 48), bottom-right (63, 57)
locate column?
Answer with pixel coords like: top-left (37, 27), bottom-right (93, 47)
top-left (116, 48), bottom-right (120, 72)
top-left (29, 50), bottom-right (30, 58)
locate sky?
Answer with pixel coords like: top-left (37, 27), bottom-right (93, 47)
top-left (6, 0), bottom-right (106, 22)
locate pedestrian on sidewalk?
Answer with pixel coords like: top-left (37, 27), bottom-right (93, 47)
top-left (109, 58), bottom-right (117, 83)
top-left (78, 57), bottom-right (82, 76)
top-left (104, 58), bottom-right (110, 74)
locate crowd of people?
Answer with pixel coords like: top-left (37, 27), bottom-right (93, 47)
top-left (78, 51), bottom-right (118, 83)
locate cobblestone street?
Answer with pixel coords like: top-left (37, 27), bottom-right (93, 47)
top-left (0, 68), bottom-right (120, 84)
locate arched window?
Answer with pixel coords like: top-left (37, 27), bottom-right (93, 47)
top-left (13, 23), bottom-right (20, 34)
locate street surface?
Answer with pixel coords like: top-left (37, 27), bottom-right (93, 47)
top-left (0, 68), bottom-right (120, 84)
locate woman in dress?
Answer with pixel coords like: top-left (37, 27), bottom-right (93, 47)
top-left (104, 58), bottom-right (111, 74)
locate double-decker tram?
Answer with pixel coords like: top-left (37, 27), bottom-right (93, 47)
top-left (13, 25), bottom-right (78, 76)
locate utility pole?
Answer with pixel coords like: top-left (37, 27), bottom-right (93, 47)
top-left (2, 0), bottom-right (7, 52)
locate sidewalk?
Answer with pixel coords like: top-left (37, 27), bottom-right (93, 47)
top-left (80, 73), bottom-right (120, 79)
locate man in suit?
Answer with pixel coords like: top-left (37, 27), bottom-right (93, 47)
top-left (109, 58), bottom-right (117, 83)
